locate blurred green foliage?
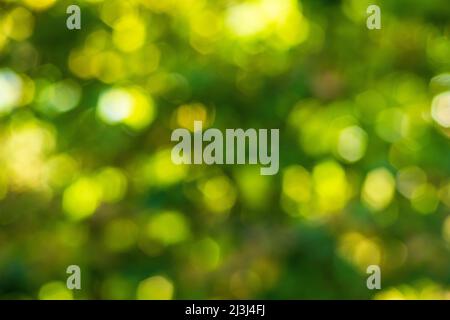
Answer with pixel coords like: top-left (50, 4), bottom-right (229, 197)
top-left (0, 0), bottom-right (450, 299)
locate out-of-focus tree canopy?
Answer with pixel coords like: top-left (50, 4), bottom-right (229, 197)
top-left (0, 0), bottom-right (449, 299)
